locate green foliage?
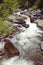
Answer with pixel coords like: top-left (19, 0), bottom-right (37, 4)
top-left (3, 0), bottom-right (9, 3)
top-left (0, 0), bottom-right (43, 35)
top-left (32, 0), bottom-right (41, 10)
top-left (0, 4), bottom-right (12, 20)
top-left (41, 8), bottom-right (43, 12)
top-left (0, 0), bottom-right (43, 20)
top-left (0, 18), bottom-right (13, 35)
top-left (25, 1), bottom-right (30, 8)
top-left (0, 0), bottom-right (21, 20)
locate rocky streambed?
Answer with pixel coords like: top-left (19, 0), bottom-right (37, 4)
top-left (0, 9), bottom-right (43, 65)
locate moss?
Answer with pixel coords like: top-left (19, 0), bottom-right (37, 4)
top-left (38, 20), bottom-right (43, 25)
top-left (32, 6), bottom-right (38, 10)
top-left (0, 18), bottom-right (13, 35)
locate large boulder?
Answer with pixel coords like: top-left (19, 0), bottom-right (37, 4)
top-left (4, 39), bottom-right (20, 58)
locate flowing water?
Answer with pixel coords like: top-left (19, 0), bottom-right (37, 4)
top-left (0, 12), bottom-right (43, 65)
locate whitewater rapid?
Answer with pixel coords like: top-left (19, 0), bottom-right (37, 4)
top-left (0, 12), bottom-right (43, 65)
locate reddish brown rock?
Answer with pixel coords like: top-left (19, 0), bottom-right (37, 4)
top-left (4, 39), bottom-right (20, 58)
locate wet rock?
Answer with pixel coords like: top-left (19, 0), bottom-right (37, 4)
top-left (33, 9), bottom-right (41, 16)
top-left (14, 19), bottom-right (26, 25)
top-left (29, 15), bottom-right (34, 23)
top-left (9, 35), bottom-right (13, 38)
top-left (22, 24), bottom-right (29, 28)
top-left (41, 43), bottom-right (43, 51)
top-left (4, 39), bottom-right (20, 58)
top-left (13, 25), bottom-right (23, 32)
top-left (14, 19), bottom-right (29, 28)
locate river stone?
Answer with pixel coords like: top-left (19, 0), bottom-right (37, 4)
top-left (9, 35), bottom-right (13, 38)
top-left (37, 19), bottom-right (43, 28)
top-left (22, 24), bottom-right (29, 28)
top-left (14, 19), bottom-right (26, 25)
top-left (4, 39), bottom-right (20, 58)
top-left (41, 43), bottom-right (43, 51)
top-left (29, 15), bottom-right (34, 23)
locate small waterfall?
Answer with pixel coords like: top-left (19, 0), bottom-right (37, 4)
top-left (0, 12), bottom-right (43, 65)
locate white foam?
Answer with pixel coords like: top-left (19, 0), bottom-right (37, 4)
top-left (1, 58), bottom-right (34, 65)
top-left (0, 11), bottom-right (43, 65)
top-left (0, 41), bottom-right (5, 50)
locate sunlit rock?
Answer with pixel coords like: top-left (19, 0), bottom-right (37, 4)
top-left (37, 19), bottom-right (43, 28)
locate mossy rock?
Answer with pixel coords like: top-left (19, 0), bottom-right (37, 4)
top-left (37, 19), bottom-right (43, 28)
